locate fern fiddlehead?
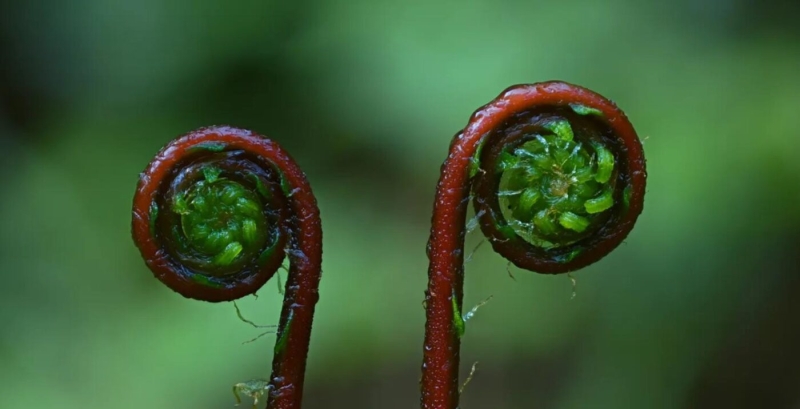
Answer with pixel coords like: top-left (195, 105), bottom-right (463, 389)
top-left (132, 126), bottom-right (322, 409)
top-left (421, 82), bottom-right (646, 408)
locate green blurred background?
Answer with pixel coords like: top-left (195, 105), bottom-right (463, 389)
top-left (1, 1), bottom-right (799, 408)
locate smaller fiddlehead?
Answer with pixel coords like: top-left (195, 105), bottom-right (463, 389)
top-left (131, 126), bottom-right (322, 409)
top-left (422, 82), bottom-right (646, 409)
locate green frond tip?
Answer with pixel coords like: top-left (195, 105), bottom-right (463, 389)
top-left (190, 273), bottom-right (224, 288)
top-left (570, 103), bottom-right (603, 117)
top-left (469, 135), bottom-right (489, 178)
top-left (279, 172), bottom-right (293, 197)
top-left (188, 141), bottom-right (227, 153)
top-left (623, 185), bottom-right (632, 210)
top-left (241, 219), bottom-right (258, 245)
top-left (496, 151), bottom-right (521, 173)
top-left (533, 210), bottom-right (559, 236)
top-left (592, 142), bottom-right (614, 183)
top-left (213, 241), bottom-right (243, 266)
top-left (202, 166), bottom-right (222, 183)
top-left (493, 216), bottom-right (518, 240)
top-left (517, 188), bottom-right (541, 214)
top-left (149, 201), bottom-right (159, 238)
top-left (544, 119), bottom-right (574, 142)
top-left (584, 188), bottom-right (614, 214)
top-left (556, 247), bottom-right (583, 263)
top-left (274, 311), bottom-right (294, 355)
top-left (172, 192), bottom-right (189, 214)
top-left (256, 240), bottom-right (279, 266)
top-left (248, 173), bottom-right (272, 200)
top-left (559, 212), bottom-right (590, 232)
top-left (453, 294), bottom-right (465, 338)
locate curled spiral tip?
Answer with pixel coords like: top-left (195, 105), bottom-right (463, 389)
top-left (422, 81), bottom-right (646, 409)
top-left (131, 126), bottom-right (296, 302)
top-left (132, 126), bottom-right (321, 409)
top-left (469, 81), bottom-right (646, 274)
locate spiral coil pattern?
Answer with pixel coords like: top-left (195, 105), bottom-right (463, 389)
top-left (132, 126), bottom-right (297, 301)
top-left (422, 81), bottom-right (646, 409)
top-left (132, 126), bottom-right (322, 409)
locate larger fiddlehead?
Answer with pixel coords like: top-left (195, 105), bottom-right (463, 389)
top-left (421, 81), bottom-right (646, 408)
top-left (131, 126), bottom-right (322, 409)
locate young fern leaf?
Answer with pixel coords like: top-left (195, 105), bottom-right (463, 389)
top-left (131, 126), bottom-right (322, 409)
top-left (421, 82), bottom-right (647, 409)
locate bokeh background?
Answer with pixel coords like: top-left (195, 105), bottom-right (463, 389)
top-left (2, 1), bottom-right (799, 408)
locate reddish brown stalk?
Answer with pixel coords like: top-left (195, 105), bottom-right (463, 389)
top-left (421, 82), bottom-right (646, 408)
top-left (132, 126), bottom-right (322, 409)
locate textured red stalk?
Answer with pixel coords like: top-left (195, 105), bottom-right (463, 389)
top-left (421, 82), bottom-right (646, 408)
top-left (132, 126), bottom-right (322, 409)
